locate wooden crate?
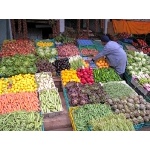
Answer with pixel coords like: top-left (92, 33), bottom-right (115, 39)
top-left (53, 77), bottom-right (63, 92)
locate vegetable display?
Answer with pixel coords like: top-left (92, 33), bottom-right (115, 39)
top-left (89, 113), bottom-right (134, 131)
top-left (55, 35), bottom-right (75, 44)
top-left (69, 55), bottom-right (85, 70)
top-left (137, 39), bottom-right (148, 47)
top-left (0, 39), bottom-right (35, 57)
top-left (103, 81), bottom-right (137, 99)
top-left (77, 68), bottom-right (94, 84)
top-left (126, 51), bottom-right (150, 76)
top-left (65, 82), bottom-right (108, 106)
top-left (93, 68), bottom-right (122, 83)
top-left (0, 74), bottom-right (37, 95)
top-left (36, 41), bottom-right (54, 47)
top-left (71, 104), bottom-right (112, 131)
top-left (105, 95), bottom-right (150, 125)
top-left (36, 47), bottom-right (57, 59)
top-left (36, 59), bottom-right (56, 73)
top-left (39, 89), bottom-right (63, 114)
top-left (61, 69), bottom-right (80, 86)
top-left (57, 44), bottom-right (79, 57)
top-left (0, 54), bottom-right (37, 77)
top-left (0, 92), bottom-right (40, 114)
top-left (0, 111), bottom-right (43, 131)
top-left (142, 47), bottom-right (150, 55)
top-left (132, 73), bottom-right (150, 92)
top-left (80, 48), bottom-right (98, 57)
top-left (95, 57), bottom-right (109, 68)
top-left (35, 72), bottom-right (55, 91)
top-left (52, 58), bottom-right (70, 75)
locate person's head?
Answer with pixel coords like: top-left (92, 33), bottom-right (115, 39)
top-left (100, 35), bottom-right (110, 45)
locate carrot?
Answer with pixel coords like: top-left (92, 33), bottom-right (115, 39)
top-left (0, 91), bottom-right (40, 115)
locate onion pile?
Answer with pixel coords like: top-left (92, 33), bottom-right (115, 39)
top-left (57, 44), bottom-right (79, 57)
top-left (0, 39), bottom-right (35, 57)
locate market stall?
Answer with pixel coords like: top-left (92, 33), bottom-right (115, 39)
top-left (0, 34), bottom-right (149, 131)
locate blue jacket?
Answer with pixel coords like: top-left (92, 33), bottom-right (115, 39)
top-left (93, 41), bottom-right (127, 75)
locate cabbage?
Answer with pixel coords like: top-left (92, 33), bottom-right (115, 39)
top-left (45, 51), bottom-right (51, 58)
top-left (23, 61), bottom-right (30, 67)
top-left (51, 48), bottom-right (57, 55)
top-left (19, 67), bottom-right (27, 74)
top-left (0, 66), bottom-right (6, 71)
top-left (127, 66), bottom-right (133, 70)
top-left (27, 66), bottom-right (37, 74)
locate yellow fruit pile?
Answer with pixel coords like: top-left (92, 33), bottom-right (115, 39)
top-left (0, 74), bottom-right (37, 95)
top-left (61, 69), bottom-right (80, 86)
top-left (37, 41), bottom-right (54, 47)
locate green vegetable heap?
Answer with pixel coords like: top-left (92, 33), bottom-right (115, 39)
top-left (89, 113), bottom-right (135, 131)
top-left (93, 68), bottom-right (122, 83)
top-left (0, 54), bottom-right (37, 77)
top-left (72, 104), bottom-right (112, 131)
top-left (103, 82), bottom-right (137, 99)
top-left (0, 111), bottom-right (43, 131)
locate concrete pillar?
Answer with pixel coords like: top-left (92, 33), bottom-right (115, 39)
top-left (104, 19), bottom-right (110, 35)
top-left (59, 19), bottom-right (65, 33)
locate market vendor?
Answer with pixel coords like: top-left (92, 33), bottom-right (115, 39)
top-left (91, 35), bottom-right (127, 79)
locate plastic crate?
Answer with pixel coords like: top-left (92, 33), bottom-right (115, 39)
top-left (144, 122), bottom-right (150, 127)
top-left (124, 71), bottom-right (132, 83)
top-left (93, 41), bottom-right (104, 52)
top-left (42, 124), bottom-right (44, 131)
top-left (134, 123), bottom-right (144, 131)
top-left (144, 95), bottom-right (150, 103)
top-left (69, 107), bottom-right (78, 131)
top-left (77, 39), bottom-right (96, 50)
top-left (77, 39), bottom-right (94, 46)
top-left (62, 87), bottom-right (70, 110)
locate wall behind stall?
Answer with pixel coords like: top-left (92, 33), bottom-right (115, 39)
top-left (0, 19), bottom-right (12, 45)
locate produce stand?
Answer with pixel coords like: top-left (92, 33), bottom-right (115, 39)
top-left (0, 36), bottom-right (150, 131)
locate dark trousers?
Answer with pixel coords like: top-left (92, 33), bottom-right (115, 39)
top-left (119, 73), bottom-right (126, 81)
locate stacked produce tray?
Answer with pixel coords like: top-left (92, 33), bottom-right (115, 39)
top-left (131, 78), bottom-right (150, 96)
top-left (124, 71), bottom-right (132, 85)
top-left (93, 40), bottom-right (104, 51)
top-left (77, 39), bottom-right (96, 50)
top-left (69, 107), bottom-right (78, 131)
top-left (62, 87), bottom-right (70, 110)
top-left (35, 72), bottom-right (63, 118)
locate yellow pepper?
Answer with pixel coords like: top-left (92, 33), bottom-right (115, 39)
top-left (61, 69), bottom-right (80, 86)
top-left (0, 74), bottom-right (37, 95)
top-left (37, 41), bottom-right (54, 47)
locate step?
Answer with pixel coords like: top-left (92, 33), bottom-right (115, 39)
top-left (44, 113), bottom-right (72, 131)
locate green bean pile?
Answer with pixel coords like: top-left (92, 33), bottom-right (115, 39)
top-left (103, 82), bottom-right (137, 99)
top-left (89, 113), bottom-right (135, 131)
top-left (39, 89), bottom-right (63, 114)
top-left (72, 104), bottom-right (112, 131)
top-left (0, 111), bottom-right (43, 131)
